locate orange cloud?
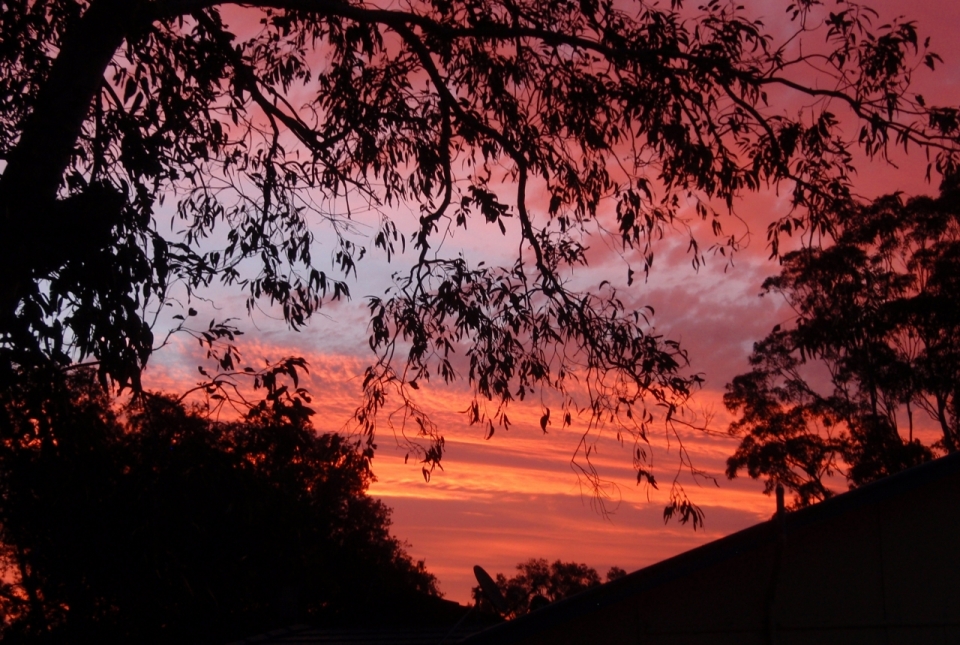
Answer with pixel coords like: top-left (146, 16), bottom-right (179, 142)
top-left (141, 329), bottom-right (780, 602)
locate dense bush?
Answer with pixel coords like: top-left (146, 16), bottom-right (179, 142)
top-left (0, 369), bottom-right (439, 643)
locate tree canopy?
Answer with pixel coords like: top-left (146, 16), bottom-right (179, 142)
top-left (0, 368), bottom-right (441, 642)
top-left (1, 0), bottom-right (959, 501)
top-left (725, 176), bottom-right (960, 508)
top-left (472, 558), bottom-right (624, 619)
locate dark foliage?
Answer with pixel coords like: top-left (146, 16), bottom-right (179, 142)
top-left (0, 369), bottom-right (439, 643)
top-left (725, 176), bottom-right (960, 508)
top-left (473, 558), bottom-right (623, 619)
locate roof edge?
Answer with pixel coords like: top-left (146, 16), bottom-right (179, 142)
top-left (464, 452), bottom-right (960, 644)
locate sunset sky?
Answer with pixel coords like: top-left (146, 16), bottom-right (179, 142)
top-left (139, 0), bottom-right (960, 603)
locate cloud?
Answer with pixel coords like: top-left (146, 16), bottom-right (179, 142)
top-left (135, 0), bottom-right (960, 606)
top-left (378, 485), bottom-right (770, 603)
top-left (142, 328), bottom-right (778, 605)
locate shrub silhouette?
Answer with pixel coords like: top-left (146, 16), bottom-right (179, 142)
top-left (0, 368), bottom-right (438, 642)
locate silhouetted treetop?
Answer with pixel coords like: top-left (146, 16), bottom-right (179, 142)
top-left (1, 0), bottom-right (958, 495)
top-left (472, 558), bottom-right (615, 619)
top-left (725, 175), bottom-right (960, 508)
top-left (0, 367), bottom-right (440, 642)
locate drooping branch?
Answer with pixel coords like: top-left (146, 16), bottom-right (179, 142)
top-left (166, 0), bottom-right (959, 160)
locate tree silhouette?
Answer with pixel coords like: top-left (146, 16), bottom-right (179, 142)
top-left (0, 368), bottom-right (440, 642)
top-left (473, 559), bottom-right (624, 619)
top-left (1, 0), bottom-right (959, 493)
top-left (725, 175), bottom-right (960, 508)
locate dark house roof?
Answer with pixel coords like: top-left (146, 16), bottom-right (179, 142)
top-left (463, 452), bottom-right (960, 645)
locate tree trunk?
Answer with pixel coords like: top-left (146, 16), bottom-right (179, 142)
top-left (0, 0), bottom-right (138, 328)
